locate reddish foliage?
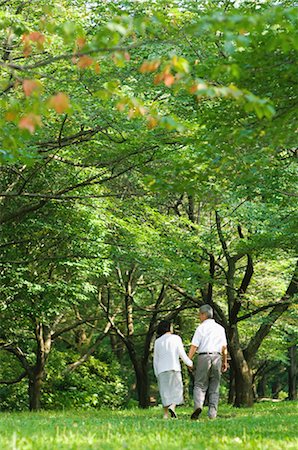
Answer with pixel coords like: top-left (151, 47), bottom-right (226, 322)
top-left (23, 79), bottom-right (41, 97)
top-left (77, 55), bottom-right (94, 69)
top-left (48, 93), bottom-right (70, 114)
top-left (18, 114), bottom-right (42, 134)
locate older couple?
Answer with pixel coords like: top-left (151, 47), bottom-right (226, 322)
top-left (153, 304), bottom-right (228, 420)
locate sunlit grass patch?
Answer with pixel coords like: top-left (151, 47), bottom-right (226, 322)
top-left (0, 401), bottom-right (297, 449)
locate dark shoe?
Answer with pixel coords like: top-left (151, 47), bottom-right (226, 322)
top-left (191, 407), bottom-right (202, 420)
top-left (168, 407), bottom-right (177, 419)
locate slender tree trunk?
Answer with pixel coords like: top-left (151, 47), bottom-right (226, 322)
top-left (257, 374), bottom-right (267, 398)
top-left (28, 322), bottom-right (52, 411)
top-left (288, 345), bottom-right (297, 400)
top-left (272, 380), bottom-right (282, 399)
top-left (110, 333), bottom-right (124, 361)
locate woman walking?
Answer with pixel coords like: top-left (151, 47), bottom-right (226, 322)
top-left (153, 320), bottom-right (193, 419)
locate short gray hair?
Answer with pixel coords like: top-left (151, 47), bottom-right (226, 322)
top-left (199, 304), bottom-right (213, 319)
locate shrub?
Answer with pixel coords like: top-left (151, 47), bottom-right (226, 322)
top-left (42, 350), bottom-right (128, 410)
top-left (0, 350), bottom-right (128, 411)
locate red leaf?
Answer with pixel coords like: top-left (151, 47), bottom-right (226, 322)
top-left (22, 32), bottom-right (45, 56)
top-left (140, 60), bottom-right (160, 73)
top-left (77, 55), bottom-right (94, 69)
top-left (164, 73), bottom-right (175, 87)
top-left (23, 79), bottom-right (41, 97)
top-left (18, 114), bottom-right (42, 134)
top-left (48, 93), bottom-right (70, 114)
top-left (28, 31), bottom-right (45, 44)
top-left (76, 37), bottom-right (86, 49)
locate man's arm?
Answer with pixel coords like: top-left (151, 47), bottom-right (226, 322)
top-left (221, 345), bottom-right (228, 372)
top-left (188, 344), bottom-right (198, 360)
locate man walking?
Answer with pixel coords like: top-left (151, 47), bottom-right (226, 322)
top-left (188, 304), bottom-right (228, 420)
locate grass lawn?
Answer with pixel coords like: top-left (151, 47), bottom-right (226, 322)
top-left (0, 401), bottom-right (297, 449)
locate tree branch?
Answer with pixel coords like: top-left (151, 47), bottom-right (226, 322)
top-left (0, 344), bottom-right (31, 373)
top-left (237, 301), bottom-right (292, 322)
top-left (215, 211), bottom-right (230, 260)
top-left (0, 371), bottom-right (27, 385)
top-left (64, 322), bottom-right (111, 373)
top-left (51, 316), bottom-right (103, 340)
top-left (0, 44), bottom-right (145, 71)
top-left (169, 283), bottom-right (228, 328)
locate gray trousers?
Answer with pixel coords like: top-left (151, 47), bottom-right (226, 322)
top-left (193, 354), bottom-right (222, 418)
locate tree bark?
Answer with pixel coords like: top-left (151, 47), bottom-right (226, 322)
top-left (228, 326), bottom-right (254, 407)
top-left (28, 368), bottom-right (44, 411)
top-left (135, 362), bottom-right (149, 409)
top-left (28, 322), bottom-right (52, 411)
top-left (288, 345), bottom-right (297, 400)
top-left (228, 363), bottom-right (235, 404)
top-left (234, 364), bottom-right (254, 407)
top-left (257, 376), bottom-right (267, 398)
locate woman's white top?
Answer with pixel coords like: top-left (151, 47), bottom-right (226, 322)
top-left (153, 333), bottom-right (193, 377)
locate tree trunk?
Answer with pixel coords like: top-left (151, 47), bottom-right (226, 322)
top-left (228, 363), bottom-right (235, 404)
top-left (233, 359), bottom-right (254, 407)
top-left (110, 333), bottom-right (124, 361)
top-left (28, 368), bottom-right (44, 411)
top-left (257, 374), bottom-right (267, 398)
top-left (288, 345), bottom-right (297, 400)
top-left (229, 327), bottom-right (254, 407)
top-left (28, 322), bottom-right (52, 411)
top-left (135, 363), bottom-right (149, 408)
top-left (271, 380), bottom-right (282, 399)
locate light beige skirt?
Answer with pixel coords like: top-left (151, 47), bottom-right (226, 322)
top-left (158, 370), bottom-right (184, 407)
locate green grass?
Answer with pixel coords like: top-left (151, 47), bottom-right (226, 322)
top-left (0, 402), bottom-right (297, 449)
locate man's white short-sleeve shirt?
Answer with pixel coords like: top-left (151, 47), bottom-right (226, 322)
top-left (191, 319), bottom-right (227, 353)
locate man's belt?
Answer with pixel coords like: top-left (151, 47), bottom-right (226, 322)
top-left (198, 352), bottom-right (221, 355)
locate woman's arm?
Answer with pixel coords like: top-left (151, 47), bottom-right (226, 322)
top-left (178, 338), bottom-right (193, 367)
top-left (153, 342), bottom-right (159, 377)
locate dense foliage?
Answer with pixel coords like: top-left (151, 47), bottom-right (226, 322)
top-left (0, 0), bottom-right (297, 410)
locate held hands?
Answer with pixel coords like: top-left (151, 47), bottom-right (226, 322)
top-left (221, 361), bottom-right (228, 373)
top-left (187, 364), bottom-right (194, 374)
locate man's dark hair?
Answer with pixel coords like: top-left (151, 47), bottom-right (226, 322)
top-left (156, 320), bottom-right (171, 338)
